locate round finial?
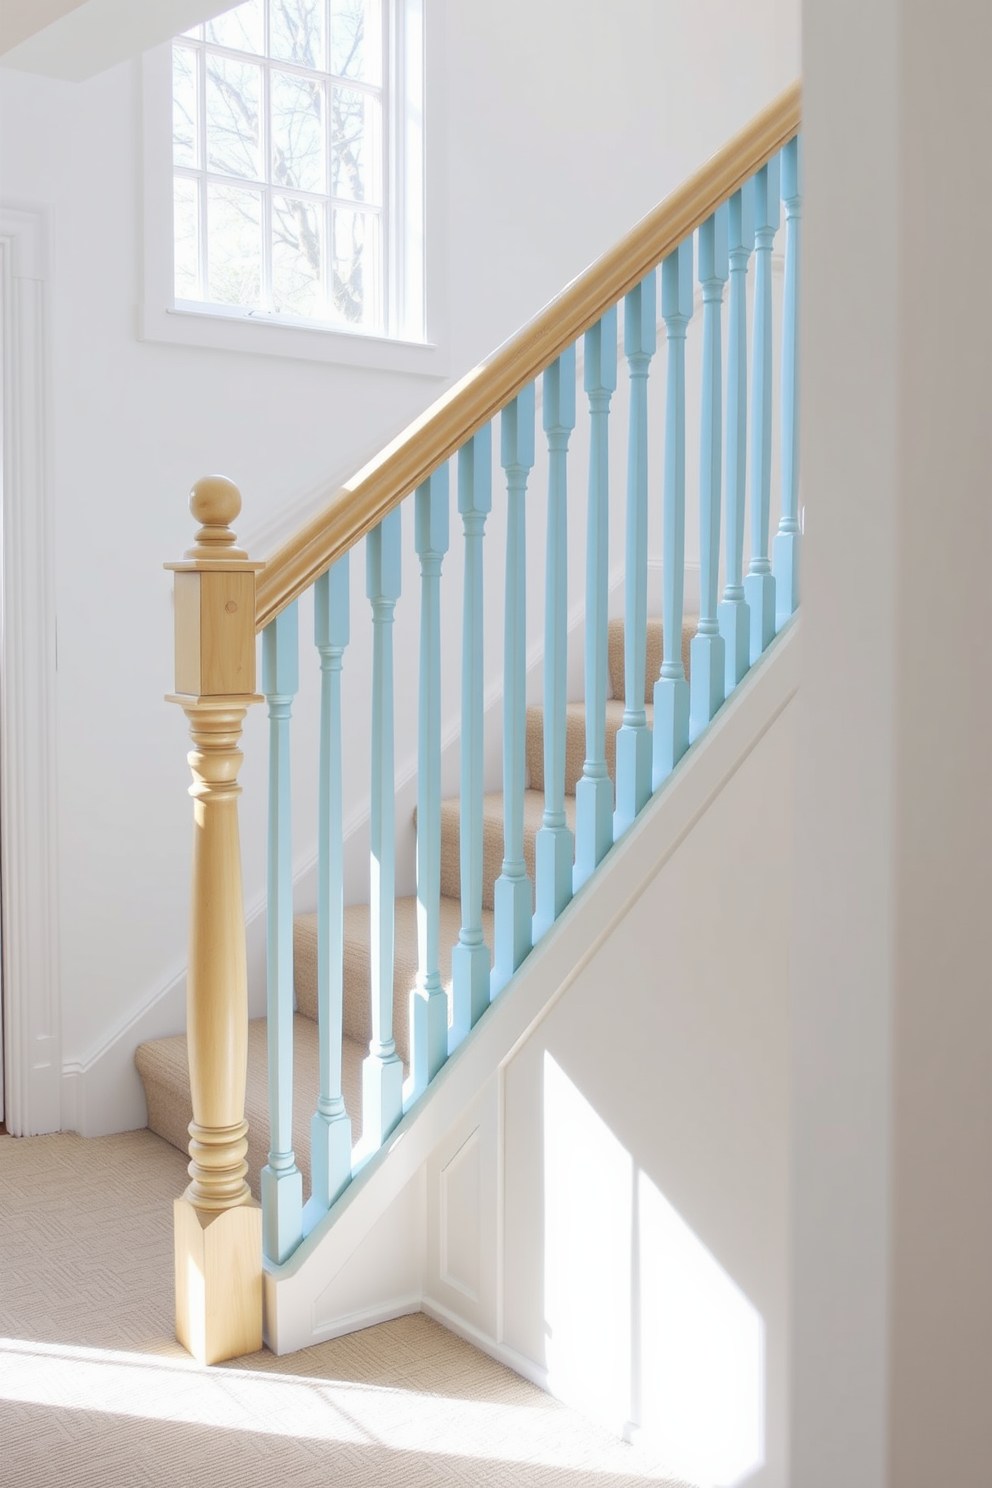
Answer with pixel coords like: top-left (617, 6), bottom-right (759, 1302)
top-left (185, 475), bottom-right (247, 560)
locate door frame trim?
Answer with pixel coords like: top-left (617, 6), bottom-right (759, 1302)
top-left (1, 202), bottom-right (62, 1135)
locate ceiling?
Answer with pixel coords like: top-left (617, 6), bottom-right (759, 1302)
top-left (1, 0), bottom-right (236, 81)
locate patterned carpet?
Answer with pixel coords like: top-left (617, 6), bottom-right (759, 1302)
top-left (0, 1130), bottom-right (688, 1487)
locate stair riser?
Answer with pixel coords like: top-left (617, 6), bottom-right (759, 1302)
top-left (606, 615), bottom-right (694, 704)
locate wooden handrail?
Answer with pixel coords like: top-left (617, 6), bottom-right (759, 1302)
top-left (255, 80), bottom-right (801, 632)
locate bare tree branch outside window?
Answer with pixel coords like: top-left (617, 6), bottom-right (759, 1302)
top-left (173, 0), bottom-right (382, 327)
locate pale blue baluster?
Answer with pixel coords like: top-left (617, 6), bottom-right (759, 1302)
top-left (718, 182), bottom-right (755, 692)
top-left (363, 511), bottom-right (403, 1149)
top-left (653, 240), bottom-right (693, 786)
top-left (308, 560), bottom-right (352, 1219)
top-left (745, 154), bottom-right (781, 662)
top-left (534, 348), bottom-right (576, 940)
top-left (493, 386), bottom-right (535, 995)
top-left (774, 135), bottom-right (803, 627)
top-left (451, 428), bottom-right (492, 1046)
top-left (690, 208), bottom-right (729, 741)
top-left (261, 602), bottom-right (303, 1264)
top-left (574, 306), bottom-right (618, 889)
top-left (615, 274), bottom-right (656, 836)
top-left (410, 467), bottom-right (450, 1097)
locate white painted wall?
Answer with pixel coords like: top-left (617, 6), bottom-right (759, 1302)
top-left (0, 0), bottom-right (799, 1134)
top-left (791, 2), bottom-right (992, 1484)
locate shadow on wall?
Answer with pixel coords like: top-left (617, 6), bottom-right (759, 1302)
top-left (543, 1052), bottom-right (765, 1488)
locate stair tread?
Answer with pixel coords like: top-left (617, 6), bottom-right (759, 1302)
top-left (295, 894), bottom-right (495, 1065)
top-left (137, 894), bottom-right (495, 1188)
top-left (607, 615), bottom-right (694, 704)
top-left (526, 697), bottom-right (654, 797)
top-left (136, 1014), bottom-right (367, 1201)
top-left (439, 789), bottom-right (577, 911)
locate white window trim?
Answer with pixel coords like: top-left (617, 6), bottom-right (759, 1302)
top-left (140, 0), bottom-right (447, 376)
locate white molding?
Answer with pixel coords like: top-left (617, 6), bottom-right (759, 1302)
top-left (308, 1292), bottom-right (422, 1343)
top-left (0, 202), bottom-right (62, 1136)
top-left (60, 961), bottom-right (188, 1137)
top-left (421, 1295), bottom-right (551, 1393)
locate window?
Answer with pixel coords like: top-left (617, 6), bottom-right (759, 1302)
top-left (141, 0), bottom-right (443, 372)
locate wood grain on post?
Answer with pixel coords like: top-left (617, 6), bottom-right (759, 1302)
top-left (165, 475), bottom-right (265, 1365)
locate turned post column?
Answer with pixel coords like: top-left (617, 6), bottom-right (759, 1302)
top-left (165, 475), bottom-right (264, 1365)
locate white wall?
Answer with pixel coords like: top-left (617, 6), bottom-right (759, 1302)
top-left (791, 2), bottom-right (992, 1484)
top-left (0, 0), bottom-right (800, 1131)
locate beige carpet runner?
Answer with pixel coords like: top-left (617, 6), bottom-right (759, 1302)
top-left (136, 617), bottom-right (693, 1197)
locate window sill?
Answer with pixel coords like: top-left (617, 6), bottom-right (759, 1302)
top-left (139, 300), bottom-right (449, 376)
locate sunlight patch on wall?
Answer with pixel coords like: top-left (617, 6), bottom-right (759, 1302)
top-left (542, 1050), bottom-right (765, 1486)
top-left (543, 1048), bottom-right (633, 1431)
top-left (638, 1171), bottom-right (764, 1485)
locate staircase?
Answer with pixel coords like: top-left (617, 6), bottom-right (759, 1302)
top-left (149, 91), bottom-right (801, 1487)
top-left (136, 617), bottom-right (693, 1196)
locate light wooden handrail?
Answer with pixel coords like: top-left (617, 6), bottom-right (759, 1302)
top-left (255, 80), bottom-right (801, 632)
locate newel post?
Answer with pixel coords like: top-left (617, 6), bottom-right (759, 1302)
top-left (165, 475), bottom-right (264, 1365)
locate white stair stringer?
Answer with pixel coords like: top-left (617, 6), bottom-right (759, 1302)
top-left (264, 618), bottom-right (800, 1487)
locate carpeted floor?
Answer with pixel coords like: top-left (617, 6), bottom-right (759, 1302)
top-left (0, 1129), bottom-right (689, 1487)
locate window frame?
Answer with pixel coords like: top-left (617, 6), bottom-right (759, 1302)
top-left (140, 0), bottom-right (447, 375)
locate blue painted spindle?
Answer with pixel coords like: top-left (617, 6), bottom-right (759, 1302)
top-left (654, 240), bottom-right (693, 786)
top-left (261, 602), bottom-right (303, 1264)
top-left (718, 182), bottom-right (755, 692)
top-left (690, 207), bottom-right (728, 742)
top-left (363, 511), bottom-right (403, 1149)
top-left (309, 562), bottom-right (353, 1217)
top-left (450, 428), bottom-right (492, 1046)
top-left (774, 136), bottom-right (802, 628)
top-left (411, 467), bottom-right (450, 1097)
top-left (493, 387), bottom-right (535, 995)
top-left (534, 347), bottom-right (576, 941)
top-left (615, 273), bottom-right (656, 837)
top-left (574, 306), bottom-right (617, 889)
top-left (745, 154), bottom-right (780, 663)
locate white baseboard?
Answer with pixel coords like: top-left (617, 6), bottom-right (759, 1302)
top-left (421, 1295), bottom-right (550, 1394)
top-left (60, 961), bottom-right (188, 1136)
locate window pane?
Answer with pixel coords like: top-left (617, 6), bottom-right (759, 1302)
top-left (205, 55), bottom-right (262, 180)
top-left (269, 0), bottom-right (325, 69)
top-left (271, 70), bottom-right (325, 194)
top-left (174, 176), bottom-right (201, 299)
top-left (330, 0), bottom-right (379, 84)
top-left (206, 0), bottom-right (264, 54)
top-left (272, 196), bottom-right (323, 317)
top-left (331, 208), bottom-right (378, 326)
top-left (206, 184), bottom-right (262, 305)
top-left (331, 87), bottom-right (379, 203)
top-left (173, 44), bottom-right (198, 167)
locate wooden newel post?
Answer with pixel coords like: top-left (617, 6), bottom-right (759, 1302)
top-left (165, 475), bottom-right (264, 1365)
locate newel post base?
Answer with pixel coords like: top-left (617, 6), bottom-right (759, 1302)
top-left (174, 1196), bottom-right (262, 1364)
top-left (166, 475), bottom-right (264, 1365)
